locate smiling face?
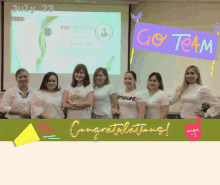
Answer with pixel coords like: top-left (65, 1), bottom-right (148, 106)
top-left (46, 75), bottom-right (57, 91)
top-left (75, 69), bottom-right (86, 82)
top-left (147, 75), bottom-right (160, 91)
top-left (124, 73), bottom-right (136, 89)
top-left (16, 71), bottom-right (29, 87)
top-left (185, 68), bottom-right (198, 84)
top-left (95, 71), bottom-right (107, 87)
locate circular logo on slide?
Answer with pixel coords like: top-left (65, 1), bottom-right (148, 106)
top-left (44, 28), bottom-right (52, 36)
top-left (95, 24), bottom-right (113, 41)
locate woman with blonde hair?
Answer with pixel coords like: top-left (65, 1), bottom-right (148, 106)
top-left (0, 68), bottom-right (36, 119)
top-left (92, 67), bottom-right (119, 119)
top-left (169, 65), bottom-right (220, 119)
top-left (62, 64), bottom-right (94, 119)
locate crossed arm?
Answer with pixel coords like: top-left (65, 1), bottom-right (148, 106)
top-left (62, 90), bottom-right (94, 110)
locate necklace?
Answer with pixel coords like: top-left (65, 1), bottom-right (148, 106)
top-left (19, 92), bottom-right (29, 99)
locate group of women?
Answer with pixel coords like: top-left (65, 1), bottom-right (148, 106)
top-left (1, 64), bottom-right (220, 119)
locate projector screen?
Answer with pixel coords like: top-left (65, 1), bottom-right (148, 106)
top-left (3, 2), bottom-right (129, 91)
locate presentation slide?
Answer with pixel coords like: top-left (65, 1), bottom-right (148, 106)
top-left (3, 3), bottom-right (128, 91)
top-left (11, 11), bottom-right (121, 74)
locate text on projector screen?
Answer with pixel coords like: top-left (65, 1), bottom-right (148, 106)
top-left (12, 4), bottom-right (54, 13)
top-left (61, 26), bottom-right (93, 31)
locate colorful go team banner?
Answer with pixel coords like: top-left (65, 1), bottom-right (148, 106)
top-left (132, 22), bottom-right (219, 60)
top-left (1, 119), bottom-right (220, 145)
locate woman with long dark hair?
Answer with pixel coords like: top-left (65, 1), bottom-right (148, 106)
top-left (31, 72), bottom-right (65, 119)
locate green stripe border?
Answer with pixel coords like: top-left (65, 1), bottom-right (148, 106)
top-left (0, 119), bottom-right (219, 141)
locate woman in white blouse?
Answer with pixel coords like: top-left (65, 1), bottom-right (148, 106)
top-left (169, 65), bottom-right (220, 119)
top-left (31, 72), bottom-right (65, 119)
top-left (143, 72), bottom-right (169, 119)
top-left (92, 67), bottom-right (119, 119)
top-left (62, 64), bottom-right (94, 119)
top-left (0, 68), bottom-right (36, 119)
top-left (118, 71), bottom-right (146, 119)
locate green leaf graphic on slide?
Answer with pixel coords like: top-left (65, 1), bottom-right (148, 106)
top-left (106, 56), bottom-right (115, 72)
top-left (36, 16), bottom-right (58, 72)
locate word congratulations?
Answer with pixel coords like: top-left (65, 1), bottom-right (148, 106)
top-left (133, 22), bottom-right (218, 60)
top-left (70, 120), bottom-right (170, 140)
top-left (12, 5), bottom-right (54, 14)
top-left (36, 122), bottom-right (54, 135)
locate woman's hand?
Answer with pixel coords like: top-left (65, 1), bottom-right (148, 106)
top-left (111, 108), bottom-right (120, 115)
top-left (65, 97), bottom-right (84, 110)
top-left (69, 106), bottom-right (85, 110)
top-left (69, 94), bottom-right (80, 101)
top-left (19, 110), bottom-right (31, 119)
top-left (66, 98), bottom-right (74, 105)
top-left (195, 109), bottom-right (205, 117)
top-left (112, 108), bottom-right (120, 119)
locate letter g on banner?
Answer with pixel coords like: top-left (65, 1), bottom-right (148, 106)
top-left (137, 29), bottom-right (151, 46)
